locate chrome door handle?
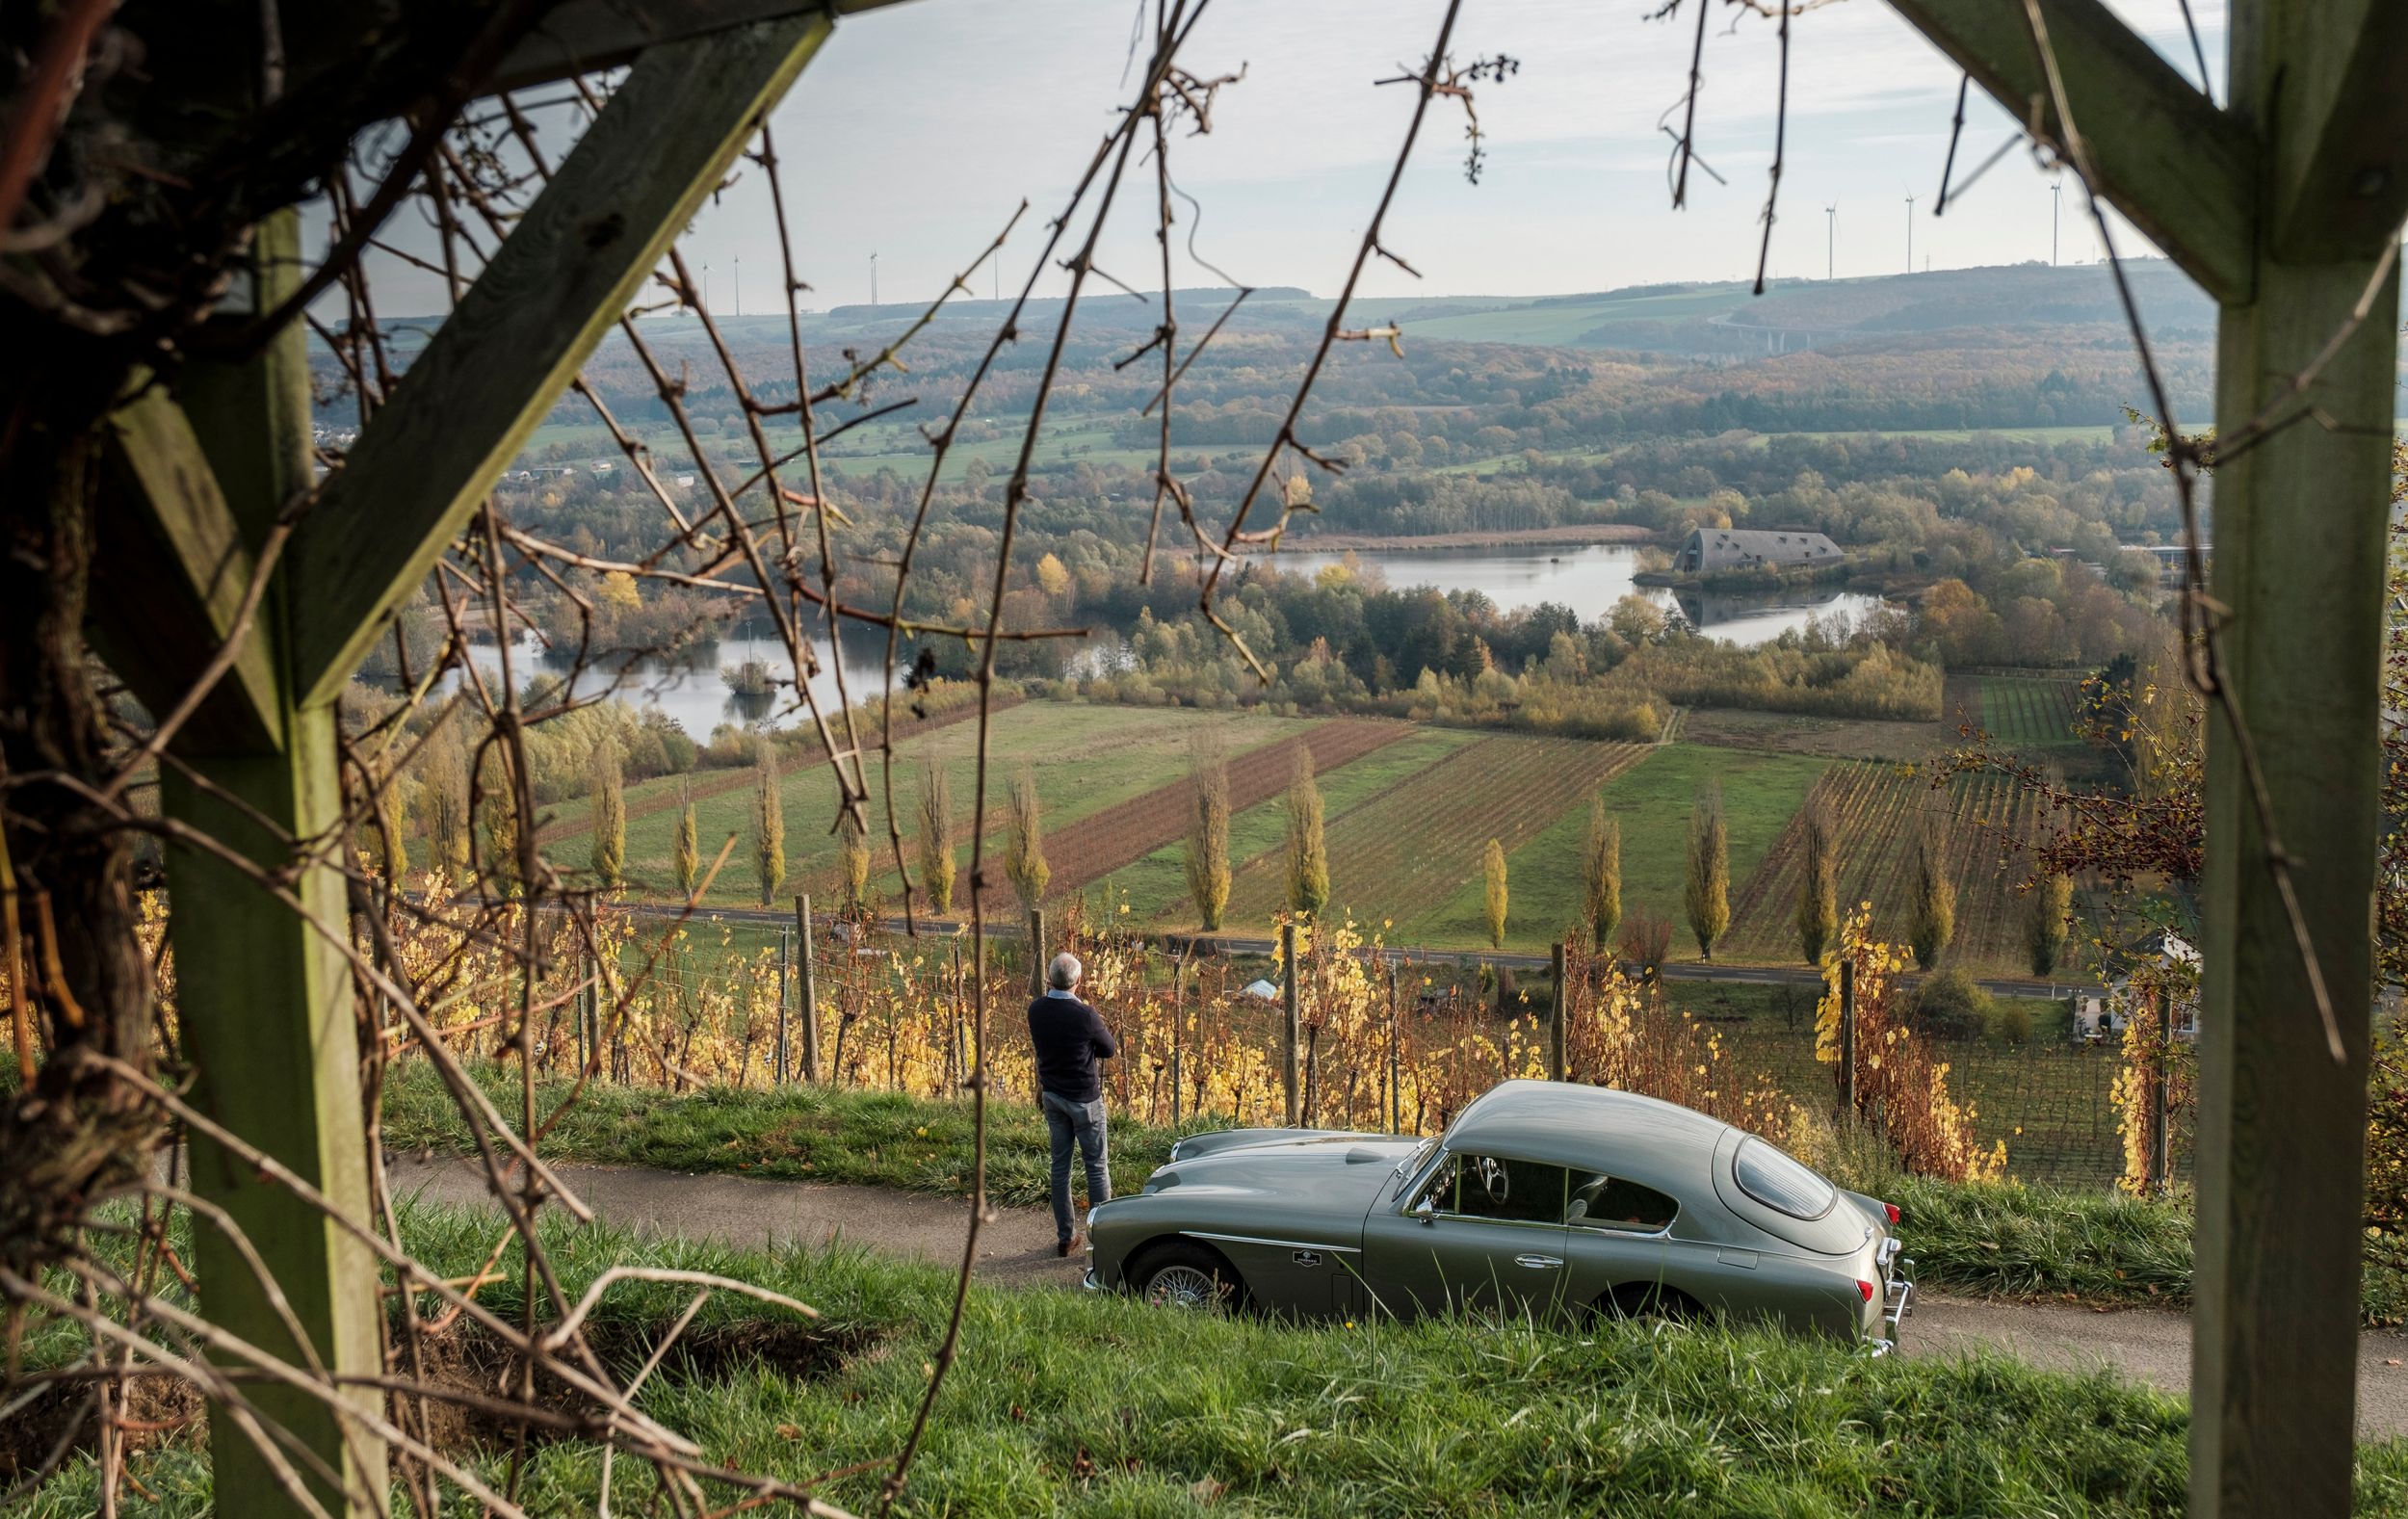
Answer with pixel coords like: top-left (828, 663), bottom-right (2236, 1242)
top-left (1513, 1254), bottom-right (1564, 1270)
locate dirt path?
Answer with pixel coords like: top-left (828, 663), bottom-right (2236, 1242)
top-left (385, 1156), bottom-right (2408, 1435)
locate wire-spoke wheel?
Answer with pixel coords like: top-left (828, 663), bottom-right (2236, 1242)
top-left (1134, 1242), bottom-right (1243, 1312)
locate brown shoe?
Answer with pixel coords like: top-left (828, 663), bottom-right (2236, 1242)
top-left (1057, 1237), bottom-right (1079, 1258)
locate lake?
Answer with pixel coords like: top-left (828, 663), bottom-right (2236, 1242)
top-left (449, 542), bottom-right (1889, 738)
top-left (1259, 540), bottom-right (1890, 638)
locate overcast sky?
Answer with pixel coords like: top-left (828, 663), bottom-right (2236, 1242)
top-left (363, 1), bottom-right (2228, 317)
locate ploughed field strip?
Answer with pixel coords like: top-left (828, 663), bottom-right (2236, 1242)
top-left (1220, 734), bottom-right (1653, 927)
top-left (1039, 718), bottom-right (1413, 897)
top-left (1719, 763), bottom-right (2044, 974)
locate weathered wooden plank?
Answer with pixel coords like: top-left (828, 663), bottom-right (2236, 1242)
top-left (161, 208), bottom-right (388, 1518)
top-left (287, 14), bottom-right (832, 706)
top-left (92, 390), bottom-right (283, 752)
top-left (2191, 249), bottom-right (2396, 1519)
top-left (2270, 0), bottom-right (2408, 259)
top-left (1882, 0), bottom-right (2256, 302)
top-left (495, 0), bottom-right (917, 89)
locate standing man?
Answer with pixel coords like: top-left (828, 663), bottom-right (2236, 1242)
top-left (1029, 951), bottom-right (1116, 1257)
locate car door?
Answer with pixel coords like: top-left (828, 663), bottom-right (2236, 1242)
top-left (1558, 1168), bottom-right (1689, 1316)
top-left (1359, 1151), bottom-right (1571, 1323)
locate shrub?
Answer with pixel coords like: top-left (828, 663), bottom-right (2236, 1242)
top-left (1581, 799), bottom-right (1621, 949)
top-left (673, 790), bottom-right (700, 898)
top-left (1186, 735), bottom-right (1231, 930)
top-left (1795, 796), bottom-right (1837, 965)
top-left (1986, 998), bottom-right (2034, 1045)
top-left (1284, 748), bottom-right (1329, 919)
top-left (1909, 967), bottom-right (1990, 1039)
top-left (1482, 837), bottom-right (1508, 950)
top-left (2025, 872), bottom-right (2074, 977)
top-left (1908, 823), bottom-right (1956, 970)
top-left (917, 761), bottom-right (955, 915)
top-left (751, 746), bottom-right (785, 906)
top-left (1007, 772), bottom-right (1049, 912)
top-left (1684, 779), bottom-right (1729, 960)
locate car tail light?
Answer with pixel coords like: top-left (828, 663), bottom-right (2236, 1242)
top-left (1857, 1279), bottom-right (1876, 1303)
top-left (1884, 1203), bottom-right (1901, 1226)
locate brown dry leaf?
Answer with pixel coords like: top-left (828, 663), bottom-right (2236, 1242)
top-left (1072, 1446), bottom-right (1096, 1480)
top-left (1190, 1477), bottom-right (1227, 1504)
top-left (775, 1424), bottom-right (803, 1441)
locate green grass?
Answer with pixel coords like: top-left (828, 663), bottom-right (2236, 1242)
top-left (43, 1198), bottom-right (2408, 1516)
top-left (1103, 727), bottom-right (1486, 925)
top-left (1401, 744), bottom-right (1830, 955)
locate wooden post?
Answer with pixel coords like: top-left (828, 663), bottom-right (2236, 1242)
top-left (1169, 958), bottom-right (1184, 1128)
top-left (2152, 1049), bottom-right (2172, 1196)
top-left (158, 211), bottom-right (384, 1516)
top-left (795, 895), bottom-right (820, 1083)
top-left (1281, 922), bottom-right (1301, 1127)
top-left (775, 922), bottom-right (790, 1085)
top-left (1548, 941), bottom-right (1568, 1083)
top-left (1839, 958), bottom-right (1857, 1120)
top-left (1028, 907), bottom-right (1048, 997)
top-left (2189, 17), bottom-right (2399, 1513)
top-left (1387, 961), bottom-right (1401, 1134)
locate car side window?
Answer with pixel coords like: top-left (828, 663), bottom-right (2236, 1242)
top-left (1417, 1154), bottom-right (1567, 1225)
top-left (1567, 1170), bottom-right (1679, 1233)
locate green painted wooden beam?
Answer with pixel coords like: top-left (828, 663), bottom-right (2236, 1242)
top-left (286, 13), bottom-right (832, 708)
top-left (1882, 0), bottom-right (2256, 302)
top-left (163, 208), bottom-right (388, 1517)
top-left (90, 390), bottom-right (284, 753)
top-left (2269, 0), bottom-right (2408, 259)
top-left (495, 0), bottom-right (918, 89)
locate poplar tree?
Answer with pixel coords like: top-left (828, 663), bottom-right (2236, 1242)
top-left (838, 805), bottom-right (873, 918)
top-left (1007, 772), bottom-right (1049, 912)
top-left (2026, 871), bottom-right (2074, 978)
top-left (1684, 778), bottom-right (1730, 960)
top-left (1482, 837), bottom-right (1509, 950)
top-left (918, 761), bottom-right (955, 914)
top-left (1909, 822), bottom-right (1956, 971)
top-left (1581, 799), bottom-right (1621, 950)
top-left (673, 788), bottom-right (700, 899)
top-left (1284, 747), bottom-right (1329, 919)
top-left (1795, 796), bottom-right (1838, 965)
top-left (1185, 735), bottom-right (1232, 931)
top-left (752, 745), bottom-right (785, 907)
top-left (589, 733), bottom-right (626, 889)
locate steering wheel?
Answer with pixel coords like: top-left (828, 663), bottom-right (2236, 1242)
top-left (1476, 1156), bottom-right (1509, 1204)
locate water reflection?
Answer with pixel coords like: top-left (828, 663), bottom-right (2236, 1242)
top-left (1261, 541), bottom-right (1891, 642)
top-left (448, 625), bottom-right (903, 741)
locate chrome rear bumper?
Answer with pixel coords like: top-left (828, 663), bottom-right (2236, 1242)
top-left (1867, 1237), bottom-right (1914, 1355)
top-left (1081, 1267), bottom-right (1102, 1292)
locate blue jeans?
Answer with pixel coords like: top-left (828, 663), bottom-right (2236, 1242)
top-left (1041, 1090), bottom-right (1111, 1244)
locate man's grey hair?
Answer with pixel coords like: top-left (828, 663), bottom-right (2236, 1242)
top-left (1047, 952), bottom-right (1083, 990)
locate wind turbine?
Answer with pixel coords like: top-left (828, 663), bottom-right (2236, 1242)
top-left (1903, 193), bottom-right (1917, 274)
top-left (870, 250), bottom-right (879, 307)
top-left (1825, 204), bottom-right (1837, 279)
top-left (733, 253), bottom-right (742, 316)
top-left (2052, 181), bottom-right (2062, 266)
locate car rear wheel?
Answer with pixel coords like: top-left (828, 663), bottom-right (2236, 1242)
top-left (1599, 1282), bottom-right (1701, 1324)
top-left (1133, 1242), bottom-right (1244, 1312)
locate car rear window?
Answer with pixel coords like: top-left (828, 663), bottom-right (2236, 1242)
top-left (1733, 1138), bottom-right (1836, 1220)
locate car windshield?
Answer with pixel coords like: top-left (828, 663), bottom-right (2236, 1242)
top-left (1390, 1137), bottom-right (1439, 1196)
top-left (1733, 1138), bottom-right (1837, 1220)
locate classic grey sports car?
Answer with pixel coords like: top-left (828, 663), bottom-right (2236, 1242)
top-left (1085, 1080), bottom-right (1912, 1348)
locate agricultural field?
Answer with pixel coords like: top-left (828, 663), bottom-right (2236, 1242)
top-left (1979, 674), bottom-right (2086, 753)
top-left (1215, 733), bottom-right (1655, 937)
top-left (607, 702), bottom-right (1316, 907)
top-left (1718, 761), bottom-right (2050, 976)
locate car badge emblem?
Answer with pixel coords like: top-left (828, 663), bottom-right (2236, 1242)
top-left (1292, 1249), bottom-right (1323, 1269)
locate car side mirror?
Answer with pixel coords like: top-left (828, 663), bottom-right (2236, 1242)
top-left (1412, 1196), bottom-right (1436, 1224)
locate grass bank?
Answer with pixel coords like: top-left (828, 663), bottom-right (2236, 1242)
top-left (381, 1063), bottom-right (2408, 1325)
top-left (26, 1202), bottom-right (2408, 1516)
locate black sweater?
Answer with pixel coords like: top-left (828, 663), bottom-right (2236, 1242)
top-left (1027, 992), bottom-right (1117, 1102)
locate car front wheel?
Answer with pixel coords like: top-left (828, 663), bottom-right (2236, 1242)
top-left (1133, 1242), bottom-right (1244, 1312)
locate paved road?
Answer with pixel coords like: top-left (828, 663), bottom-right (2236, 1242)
top-left (599, 900), bottom-right (2103, 1002)
top-left (387, 1156), bottom-right (2408, 1436)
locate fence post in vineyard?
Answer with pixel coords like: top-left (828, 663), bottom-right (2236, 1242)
top-left (795, 894), bottom-right (821, 1083)
top-left (1549, 942), bottom-right (1567, 1083)
top-left (1388, 961), bottom-right (1401, 1134)
top-left (575, 949), bottom-right (589, 1079)
top-left (775, 925), bottom-right (790, 1085)
top-left (1281, 922), bottom-right (1301, 1127)
top-left (2153, 1052), bottom-right (2173, 1196)
top-left (1028, 907), bottom-right (1048, 997)
top-left (1839, 958), bottom-right (1857, 1120)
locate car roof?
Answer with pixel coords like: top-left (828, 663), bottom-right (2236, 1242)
top-left (1446, 1080), bottom-right (1732, 1166)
